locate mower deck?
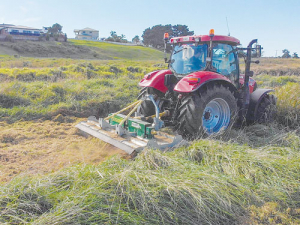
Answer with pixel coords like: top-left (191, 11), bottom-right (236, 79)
top-left (76, 116), bottom-right (184, 155)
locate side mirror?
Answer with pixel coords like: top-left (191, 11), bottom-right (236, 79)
top-left (256, 45), bottom-right (262, 58)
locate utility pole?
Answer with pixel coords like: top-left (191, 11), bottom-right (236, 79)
top-left (275, 50), bottom-right (278, 57)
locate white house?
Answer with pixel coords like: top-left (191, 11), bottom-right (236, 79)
top-left (74, 27), bottom-right (99, 40)
top-left (0, 24), bottom-right (42, 36)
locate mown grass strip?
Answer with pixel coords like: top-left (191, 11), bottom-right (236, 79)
top-left (0, 138), bottom-right (299, 224)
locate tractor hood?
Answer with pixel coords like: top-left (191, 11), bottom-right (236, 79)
top-left (174, 71), bottom-right (232, 93)
top-left (139, 70), bottom-right (172, 93)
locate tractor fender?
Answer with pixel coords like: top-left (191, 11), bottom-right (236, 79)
top-left (139, 70), bottom-right (172, 93)
top-left (247, 88), bottom-right (274, 121)
top-left (173, 71), bottom-right (237, 93)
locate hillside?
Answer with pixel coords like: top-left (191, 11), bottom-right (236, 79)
top-left (0, 57), bottom-right (299, 224)
top-left (0, 39), bottom-right (164, 60)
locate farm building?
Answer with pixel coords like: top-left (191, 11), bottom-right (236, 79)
top-left (74, 27), bottom-right (99, 40)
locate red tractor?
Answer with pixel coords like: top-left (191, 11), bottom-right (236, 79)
top-left (77, 29), bottom-right (276, 154)
top-left (137, 29), bottom-right (276, 138)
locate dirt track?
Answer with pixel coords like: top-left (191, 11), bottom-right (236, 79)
top-left (0, 118), bottom-right (126, 183)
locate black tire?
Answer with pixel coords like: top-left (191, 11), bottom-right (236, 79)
top-left (176, 84), bottom-right (237, 139)
top-left (255, 94), bottom-right (276, 123)
top-left (137, 87), bottom-right (163, 117)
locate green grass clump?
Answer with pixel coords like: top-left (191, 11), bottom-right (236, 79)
top-left (0, 139), bottom-right (299, 224)
top-left (253, 74), bottom-right (300, 128)
top-left (255, 75), bottom-right (300, 87)
top-left (0, 59), bottom-right (166, 122)
top-left (275, 82), bottom-right (300, 127)
top-left (0, 78), bottom-right (138, 121)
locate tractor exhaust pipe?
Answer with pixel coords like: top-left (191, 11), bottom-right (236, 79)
top-left (244, 39), bottom-right (257, 87)
top-left (242, 39), bottom-right (257, 119)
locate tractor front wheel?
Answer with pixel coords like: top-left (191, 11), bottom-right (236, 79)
top-left (137, 87), bottom-right (163, 117)
top-left (176, 84), bottom-right (237, 139)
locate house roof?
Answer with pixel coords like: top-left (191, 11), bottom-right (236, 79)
top-left (0, 24), bottom-right (41, 30)
top-left (11, 25), bottom-right (41, 30)
top-left (0, 24), bottom-right (14, 27)
top-left (74, 27), bottom-right (98, 32)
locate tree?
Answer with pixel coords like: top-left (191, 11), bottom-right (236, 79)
top-left (142, 24), bottom-right (194, 50)
top-left (106, 31), bottom-right (128, 43)
top-left (282, 49), bottom-right (291, 58)
top-left (132, 35), bottom-right (140, 44)
top-left (120, 34), bottom-right (126, 41)
top-left (292, 52), bottom-right (299, 58)
top-left (172, 24), bottom-right (194, 37)
top-left (142, 24), bottom-right (172, 49)
top-left (110, 31), bottom-right (117, 37)
top-left (47, 23), bottom-right (63, 37)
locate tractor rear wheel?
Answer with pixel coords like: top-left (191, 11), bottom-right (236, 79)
top-left (255, 94), bottom-right (276, 123)
top-left (176, 84), bottom-right (237, 139)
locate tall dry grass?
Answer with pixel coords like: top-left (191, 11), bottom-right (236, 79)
top-left (275, 82), bottom-right (300, 128)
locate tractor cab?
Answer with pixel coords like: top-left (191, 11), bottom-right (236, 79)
top-left (168, 30), bottom-right (241, 88)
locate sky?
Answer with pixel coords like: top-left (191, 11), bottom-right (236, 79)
top-left (0, 0), bottom-right (299, 57)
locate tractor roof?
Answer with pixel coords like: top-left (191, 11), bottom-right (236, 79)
top-left (170, 35), bottom-right (240, 45)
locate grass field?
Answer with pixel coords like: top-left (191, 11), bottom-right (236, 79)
top-left (69, 39), bottom-right (165, 60)
top-left (0, 43), bottom-right (299, 224)
top-left (0, 58), bottom-right (166, 122)
top-left (0, 40), bottom-right (164, 60)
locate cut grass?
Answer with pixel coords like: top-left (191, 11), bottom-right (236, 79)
top-left (0, 119), bottom-right (126, 183)
top-left (0, 138), bottom-right (299, 224)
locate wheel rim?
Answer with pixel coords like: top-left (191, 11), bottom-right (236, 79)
top-left (202, 98), bottom-right (231, 135)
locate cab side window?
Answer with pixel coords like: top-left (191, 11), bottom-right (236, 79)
top-left (212, 44), bottom-right (239, 85)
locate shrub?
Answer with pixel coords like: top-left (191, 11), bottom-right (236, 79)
top-left (4, 35), bottom-right (14, 42)
top-left (0, 93), bottom-right (30, 108)
top-left (109, 66), bottom-right (122, 74)
top-left (16, 72), bottom-right (36, 82)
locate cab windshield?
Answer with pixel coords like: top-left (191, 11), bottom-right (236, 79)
top-left (170, 43), bottom-right (208, 75)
